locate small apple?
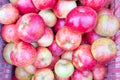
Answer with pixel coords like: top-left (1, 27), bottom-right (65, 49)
top-left (33, 68), bottom-right (54, 80)
top-left (17, 13), bottom-right (45, 43)
top-left (53, 0), bottom-right (77, 18)
top-left (33, 47), bottom-right (52, 68)
top-left (37, 27), bottom-right (54, 47)
top-left (39, 9), bottom-right (57, 27)
top-left (0, 3), bottom-right (19, 24)
top-left (56, 27), bottom-right (82, 51)
top-left (55, 59), bottom-right (74, 78)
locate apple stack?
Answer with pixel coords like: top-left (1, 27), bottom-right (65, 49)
top-left (0, 0), bottom-right (120, 80)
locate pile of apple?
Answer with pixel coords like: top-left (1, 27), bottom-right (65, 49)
top-left (0, 0), bottom-right (119, 80)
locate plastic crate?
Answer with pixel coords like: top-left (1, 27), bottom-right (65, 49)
top-left (0, 0), bottom-right (120, 80)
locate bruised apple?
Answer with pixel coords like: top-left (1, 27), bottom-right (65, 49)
top-left (33, 68), bottom-right (54, 80)
top-left (91, 38), bottom-right (117, 63)
top-left (17, 13), bottom-right (45, 43)
top-left (0, 3), bottom-right (19, 24)
top-left (55, 59), bottom-right (74, 78)
top-left (56, 27), bottom-right (82, 51)
top-left (10, 41), bottom-right (37, 67)
top-left (72, 44), bottom-right (96, 71)
top-left (1, 24), bottom-right (20, 43)
top-left (37, 27), bottom-right (54, 47)
top-left (66, 6), bottom-right (97, 33)
top-left (33, 47), bottom-right (52, 68)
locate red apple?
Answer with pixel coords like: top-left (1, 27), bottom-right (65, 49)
top-left (32, 0), bottom-right (56, 10)
top-left (80, 0), bottom-right (106, 10)
top-left (10, 0), bottom-right (38, 14)
top-left (84, 30), bottom-right (103, 44)
top-left (92, 64), bottom-right (107, 80)
top-left (53, 0), bottom-right (77, 18)
top-left (54, 19), bottom-right (65, 33)
top-left (1, 24), bottom-right (20, 43)
top-left (71, 70), bottom-right (93, 80)
top-left (15, 67), bottom-right (32, 80)
top-left (39, 9), bottom-right (57, 27)
top-left (91, 38), bottom-right (117, 63)
top-left (33, 68), bottom-right (54, 80)
top-left (10, 41), bottom-right (37, 67)
top-left (0, 3), bottom-right (19, 24)
top-left (61, 51), bottom-right (73, 61)
top-left (24, 64), bottom-right (37, 74)
top-left (33, 47), bottom-right (52, 68)
top-left (94, 14), bottom-right (119, 37)
top-left (37, 27), bottom-right (54, 47)
top-left (72, 44), bottom-right (96, 71)
top-left (55, 27), bottom-right (82, 51)
top-left (48, 55), bottom-right (60, 70)
top-left (55, 59), bottom-right (74, 78)
top-left (48, 40), bottom-right (65, 56)
top-left (17, 13), bottom-right (45, 43)
top-left (3, 42), bottom-right (15, 64)
top-left (66, 6), bottom-right (97, 33)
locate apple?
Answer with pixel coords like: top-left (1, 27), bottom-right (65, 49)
top-left (9, 0), bottom-right (38, 14)
top-left (16, 13), bottom-right (45, 43)
top-left (91, 38), bottom-right (117, 63)
top-left (3, 42), bottom-right (15, 64)
top-left (92, 64), bottom-right (107, 80)
top-left (33, 68), bottom-right (54, 80)
top-left (37, 27), bottom-right (54, 47)
top-left (71, 70), bottom-right (93, 80)
top-left (66, 6), bottom-right (97, 33)
top-left (24, 64), bottom-right (37, 74)
top-left (48, 40), bottom-right (65, 56)
top-left (33, 47), bottom-right (52, 68)
top-left (94, 14), bottom-right (119, 37)
top-left (39, 9), bottom-right (57, 27)
top-left (10, 41), bottom-right (37, 67)
top-left (61, 51), bottom-right (73, 61)
top-left (53, 0), bottom-right (77, 18)
top-left (97, 8), bottom-right (113, 16)
top-left (54, 19), bottom-right (65, 33)
top-left (72, 44), bottom-right (96, 71)
top-left (48, 55), bottom-right (60, 70)
top-left (55, 27), bottom-right (82, 51)
top-left (1, 24), bottom-right (20, 43)
top-left (0, 3), bottom-right (19, 24)
top-left (15, 67), bottom-right (32, 80)
top-left (55, 59), bottom-right (74, 78)
top-left (32, 0), bottom-right (56, 10)
top-left (80, 0), bottom-right (106, 10)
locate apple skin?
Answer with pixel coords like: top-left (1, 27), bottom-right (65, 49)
top-left (32, 0), bottom-right (56, 10)
top-left (0, 3), bottom-right (19, 24)
top-left (55, 27), bottom-right (82, 51)
top-left (34, 68), bottom-right (54, 80)
top-left (72, 44), bottom-right (96, 71)
top-left (71, 70), bottom-right (93, 80)
top-left (10, 0), bottom-right (38, 14)
top-left (61, 51), bottom-right (73, 61)
top-left (24, 64), bottom-right (37, 74)
top-left (91, 38), bottom-right (117, 63)
top-left (39, 9), bottom-right (57, 27)
top-left (80, 0), bottom-right (106, 10)
top-left (10, 41), bottom-right (37, 67)
top-left (53, 0), bottom-right (77, 18)
top-left (17, 13), bottom-right (45, 43)
top-left (55, 74), bottom-right (71, 80)
top-left (97, 8), bottom-right (113, 16)
top-left (37, 27), bottom-right (54, 47)
top-left (66, 6), bottom-right (97, 33)
top-left (1, 24), bottom-right (20, 43)
top-left (48, 40), bottom-right (65, 56)
top-left (54, 19), bottom-right (65, 33)
top-left (33, 47), bottom-right (52, 68)
top-left (55, 59), bottom-right (74, 78)
top-left (92, 64), bottom-right (107, 80)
